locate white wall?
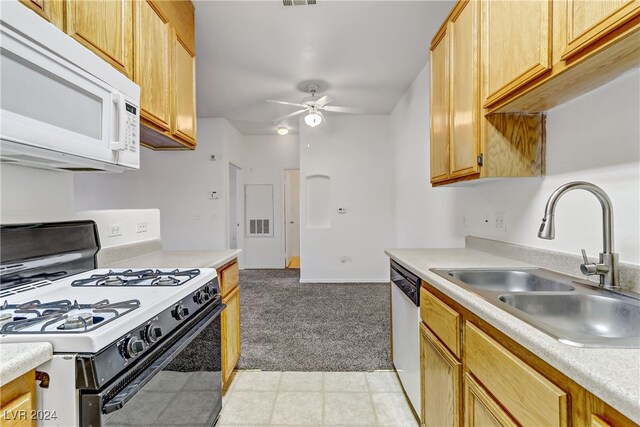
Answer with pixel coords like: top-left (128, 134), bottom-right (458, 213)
top-left (242, 134), bottom-right (300, 268)
top-left (391, 66), bottom-right (640, 265)
top-left (299, 115), bottom-right (394, 282)
top-left (0, 164), bottom-right (161, 248)
top-left (1, 164), bottom-right (74, 223)
top-left (74, 118), bottom-right (244, 252)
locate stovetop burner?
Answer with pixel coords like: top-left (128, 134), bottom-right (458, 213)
top-left (0, 298), bottom-right (140, 334)
top-left (71, 269), bottom-right (201, 287)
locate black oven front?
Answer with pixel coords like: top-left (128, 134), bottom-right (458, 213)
top-left (80, 301), bottom-right (225, 427)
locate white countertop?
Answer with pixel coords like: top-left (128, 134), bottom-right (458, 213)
top-left (104, 249), bottom-right (241, 270)
top-left (0, 342), bottom-right (52, 386)
top-left (385, 248), bottom-right (640, 423)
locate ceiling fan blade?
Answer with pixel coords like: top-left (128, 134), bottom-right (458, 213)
top-left (266, 99), bottom-right (307, 108)
top-left (315, 95), bottom-right (329, 107)
top-left (322, 105), bottom-right (362, 114)
top-left (318, 110), bottom-right (327, 124)
top-left (272, 108), bottom-right (308, 123)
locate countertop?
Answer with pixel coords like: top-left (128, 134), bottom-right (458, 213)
top-left (104, 249), bottom-right (242, 270)
top-left (385, 248), bottom-right (640, 423)
top-left (0, 342), bottom-right (53, 386)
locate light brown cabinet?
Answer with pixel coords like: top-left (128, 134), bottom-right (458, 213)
top-left (483, 0), bottom-right (639, 113)
top-left (482, 0), bottom-right (552, 108)
top-left (449, 0), bottom-right (479, 179)
top-left (65, 0), bottom-right (133, 77)
top-left (561, 0), bottom-right (640, 61)
top-left (464, 373), bottom-right (516, 427)
top-left (172, 32), bottom-right (197, 146)
top-left (418, 285), bottom-right (637, 427)
top-left (429, 30), bottom-right (450, 184)
top-left (420, 323), bottom-right (461, 427)
top-left (0, 370), bottom-right (36, 427)
top-left (218, 259), bottom-right (241, 389)
top-left (134, 0), bottom-right (172, 133)
top-left (18, 0), bottom-right (62, 27)
top-left (429, 0), bottom-right (544, 186)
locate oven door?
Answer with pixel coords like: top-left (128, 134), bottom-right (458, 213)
top-left (80, 302), bottom-right (225, 427)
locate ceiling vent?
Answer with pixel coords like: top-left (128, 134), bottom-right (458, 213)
top-left (283, 0), bottom-right (316, 6)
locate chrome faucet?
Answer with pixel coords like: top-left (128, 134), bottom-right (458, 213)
top-left (538, 181), bottom-right (620, 289)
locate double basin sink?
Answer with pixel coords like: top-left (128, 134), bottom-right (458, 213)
top-left (431, 268), bottom-right (640, 348)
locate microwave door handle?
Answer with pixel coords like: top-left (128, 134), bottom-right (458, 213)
top-left (110, 93), bottom-right (126, 151)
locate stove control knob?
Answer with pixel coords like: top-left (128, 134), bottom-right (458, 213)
top-left (193, 291), bottom-right (205, 304)
top-left (125, 337), bottom-right (145, 358)
top-left (204, 285), bottom-right (217, 299)
top-left (145, 324), bottom-right (162, 344)
top-left (173, 304), bottom-right (189, 320)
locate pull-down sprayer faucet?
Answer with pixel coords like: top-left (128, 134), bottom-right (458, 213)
top-left (538, 181), bottom-right (620, 289)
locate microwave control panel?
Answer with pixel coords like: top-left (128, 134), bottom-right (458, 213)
top-left (124, 102), bottom-right (139, 153)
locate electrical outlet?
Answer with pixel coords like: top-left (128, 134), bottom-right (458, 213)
top-left (108, 223), bottom-right (123, 237)
top-left (462, 214), bottom-right (468, 229)
top-left (136, 222), bottom-right (148, 233)
top-left (494, 212), bottom-right (506, 232)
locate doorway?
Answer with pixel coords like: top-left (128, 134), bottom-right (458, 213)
top-left (228, 163), bottom-right (242, 250)
top-left (284, 169), bottom-right (300, 269)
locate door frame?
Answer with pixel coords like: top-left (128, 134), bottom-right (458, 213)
top-left (282, 168), bottom-right (300, 267)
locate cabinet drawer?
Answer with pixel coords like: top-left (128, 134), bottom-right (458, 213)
top-left (1, 392), bottom-right (33, 427)
top-left (219, 261), bottom-right (239, 297)
top-left (465, 322), bottom-right (568, 427)
top-left (420, 288), bottom-right (461, 358)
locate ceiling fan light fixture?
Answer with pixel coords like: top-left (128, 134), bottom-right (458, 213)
top-left (277, 126), bottom-right (289, 135)
top-left (305, 112), bottom-right (322, 127)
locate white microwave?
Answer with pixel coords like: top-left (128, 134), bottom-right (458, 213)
top-left (0, 1), bottom-right (140, 172)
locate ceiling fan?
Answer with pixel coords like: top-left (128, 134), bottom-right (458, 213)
top-left (267, 82), bottom-right (361, 127)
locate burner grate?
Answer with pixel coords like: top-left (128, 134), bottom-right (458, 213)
top-left (71, 269), bottom-right (200, 287)
top-left (0, 298), bottom-right (140, 334)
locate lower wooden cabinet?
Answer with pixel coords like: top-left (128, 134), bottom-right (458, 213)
top-left (420, 323), bottom-right (461, 427)
top-left (221, 283), bottom-right (240, 388)
top-left (418, 283), bottom-right (637, 427)
top-left (464, 373), bottom-right (516, 427)
top-left (0, 370), bottom-right (36, 427)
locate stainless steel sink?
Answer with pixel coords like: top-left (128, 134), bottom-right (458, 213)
top-left (499, 293), bottom-right (640, 347)
top-left (431, 268), bottom-right (640, 348)
top-left (446, 269), bottom-right (574, 292)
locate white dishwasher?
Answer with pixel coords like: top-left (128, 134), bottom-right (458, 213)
top-left (390, 260), bottom-right (421, 416)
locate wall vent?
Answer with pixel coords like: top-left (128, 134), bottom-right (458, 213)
top-left (283, 0), bottom-right (316, 6)
top-left (249, 219), bottom-right (270, 235)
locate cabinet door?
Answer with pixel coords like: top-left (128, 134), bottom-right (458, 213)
top-left (134, 0), bottom-right (171, 132)
top-left (562, 0), bottom-right (640, 60)
top-left (221, 286), bottom-right (241, 387)
top-left (0, 393), bottom-right (34, 427)
top-left (66, 0), bottom-right (133, 77)
top-left (430, 30), bottom-right (450, 184)
top-left (449, 0), bottom-right (479, 178)
top-left (420, 323), bottom-right (461, 427)
top-left (19, 0), bottom-right (63, 28)
top-left (482, 0), bottom-right (552, 108)
top-left (172, 32), bottom-right (197, 146)
top-left (464, 374), bottom-right (517, 427)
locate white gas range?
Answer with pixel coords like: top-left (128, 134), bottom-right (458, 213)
top-left (0, 222), bottom-right (225, 427)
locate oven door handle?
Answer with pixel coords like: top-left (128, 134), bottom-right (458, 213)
top-left (102, 302), bottom-right (225, 414)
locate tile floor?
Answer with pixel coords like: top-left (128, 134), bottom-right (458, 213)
top-left (218, 371), bottom-right (419, 427)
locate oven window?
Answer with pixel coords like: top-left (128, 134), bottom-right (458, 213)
top-left (104, 316), bottom-right (222, 426)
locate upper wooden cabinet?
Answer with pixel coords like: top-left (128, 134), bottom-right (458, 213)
top-left (17, 0), bottom-right (198, 150)
top-left (482, 0), bottom-right (552, 108)
top-left (562, 0), bottom-right (640, 60)
top-left (66, 0), bottom-right (133, 77)
top-left (429, 30), bottom-right (450, 184)
top-left (430, 0), bottom-right (544, 186)
top-left (134, 0), bottom-right (172, 133)
top-left (172, 32), bottom-right (197, 147)
top-left (449, 0), bottom-right (480, 179)
top-left (485, 0), bottom-right (640, 112)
